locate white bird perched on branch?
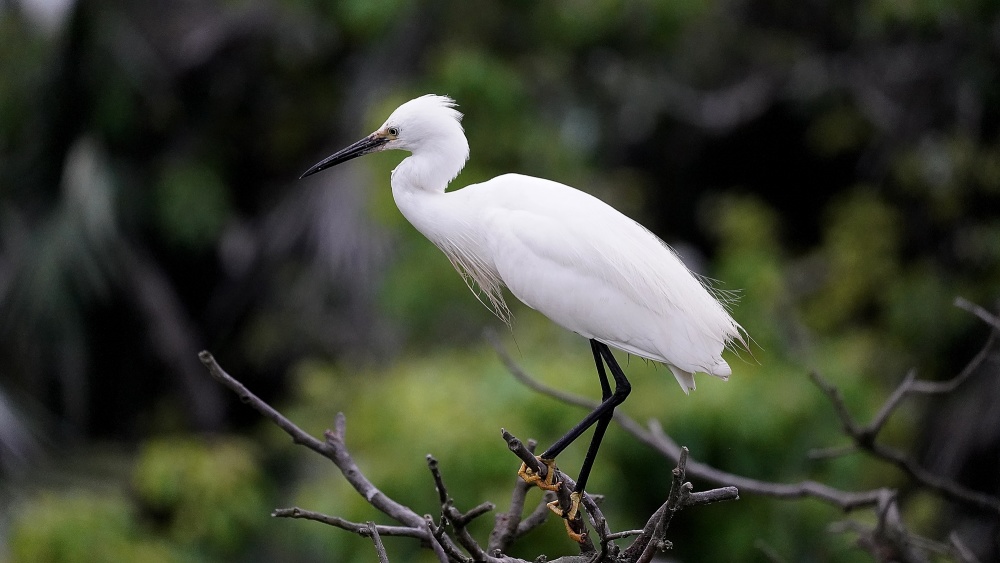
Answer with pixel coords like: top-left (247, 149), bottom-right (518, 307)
top-left (301, 94), bottom-right (747, 541)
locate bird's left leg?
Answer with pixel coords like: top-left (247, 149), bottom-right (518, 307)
top-left (536, 340), bottom-right (631, 542)
top-left (517, 340), bottom-right (615, 493)
top-left (572, 340), bottom-right (619, 495)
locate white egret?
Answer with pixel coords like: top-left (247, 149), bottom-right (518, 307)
top-left (301, 95), bottom-right (746, 541)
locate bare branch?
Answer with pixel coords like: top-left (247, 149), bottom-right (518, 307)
top-left (254, 298), bottom-right (1000, 561)
top-left (830, 497), bottom-right (955, 563)
top-left (446, 505), bottom-right (492, 561)
top-left (200, 352), bottom-right (428, 529)
top-left (864, 368), bottom-right (918, 436)
top-left (621, 502), bottom-right (665, 561)
top-left (202, 348), bottom-right (753, 562)
top-left (955, 297), bottom-right (1000, 331)
top-left (846, 304), bottom-right (999, 432)
top-left (199, 350), bottom-right (320, 449)
top-left (501, 428), bottom-right (547, 480)
top-left (811, 370), bottom-right (1000, 515)
top-left (489, 440), bottom-right (539, 553)
top-left (271, 507), bottom-right (426, 539)
top-left (909, 328), bottom-right (996, 395)
top-left (581, 493), bottom-right (615, 556)
top-left (634, 453), bottom-right (689, 563)
top-left (949, 531), bottom-right (982, 563)
top-left (425, 518), bottom-right (455, 563)
top-left (686, 487), bottom-right (740, 507)
top-left (646, 419), bottom-right (892, 508)
top-left (428, 454), bottom-right (450, 507)
top-left (808, 372), bottom-right (867, 440)
top-left (428, 454), bottom-right (512, 562)
top-left (624, 447), bottom-right (739, 562)
top-left (207, 351), bottom-right (681, 562)
top-left (605, 529), bottom-right (644, 541)
top-left (366, 521), bottom-right (390, 563)
top-left (515, 491), bottom-right (558, 538)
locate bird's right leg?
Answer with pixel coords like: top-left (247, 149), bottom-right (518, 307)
top-left (519, 340), bottom-right (631, 542)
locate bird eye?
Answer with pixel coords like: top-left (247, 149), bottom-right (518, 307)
top-left (387, 126), bottom-right (400, 137)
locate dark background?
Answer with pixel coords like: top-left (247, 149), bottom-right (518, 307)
top-left (1, 0), bottom-right (998, 561)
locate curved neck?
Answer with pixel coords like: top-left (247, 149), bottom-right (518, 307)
top-left (391, 140), bottom-right (468, 194)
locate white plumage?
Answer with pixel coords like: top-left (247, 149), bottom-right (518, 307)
top-left (344, 95), bottom-right (745, 392)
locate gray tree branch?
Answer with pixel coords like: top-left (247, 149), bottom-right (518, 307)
top-left (198, 350), bottom-right (740, 562)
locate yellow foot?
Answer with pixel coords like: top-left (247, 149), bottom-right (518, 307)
top-left (517, 456), bottom-right (561, 491)
top-left (546, 491), bottom-right (586, 543)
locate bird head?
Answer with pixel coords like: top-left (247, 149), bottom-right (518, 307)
top-left (300, 94), bottom-right (469, 179)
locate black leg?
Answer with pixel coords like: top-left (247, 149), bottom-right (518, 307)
top-left (540, 339), bottom-right (631, 494)
top-left (572, 341), bottom-right (617, 494)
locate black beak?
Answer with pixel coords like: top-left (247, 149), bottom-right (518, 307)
top-left (299, 133), bottom-right (389, 179)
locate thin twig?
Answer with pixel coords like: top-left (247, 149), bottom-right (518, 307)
top-left (198, 351), bottom-right (326, 451)
top-left (366, 521), bottom-right (390, 563)
top-left (811, 370), bottom-right (1000, 515)
top-left (605, 529), bottom-right (644, 541)
top-left (955, 297), bottom-right (1000, 331)
top-left (624, 447), bottom-right (738, 562)
top-left (425, 518), bottom-right (456, 563)
top-left (852, 314), bottom-right (997, 437)
top-left (909, 329), bottom-right (996, 395)
top-left (443, 504), bottom-right (524, 563)
top-left (635, 456), bottom-right (687, 563)
top-left (808, 372), bottom-right (866, 440)
top-left (949, 531), bottom-right (982, 563)
top-left (646, 419), bottom-right (892, 509)
top-left (456, 502), bottom-right (497, 527)
top-left (621, 503), bottom-right (665, 561)
top-left (199, 351), bottom-right (428, 528)
top-left (489, 440), bottom-right (537, 553)
top-left (863, 368), bottom-right (917, 437)
top-left (501, 428), bottom-right (548, 479)
top-left (686, 487), bottom-right (740, 506)
top-left (272, 507), bottom-right (426, 539)
top-left (515, 492), bottom-right (558, 537)
top-left (428, 454), bottom-right (450, 506)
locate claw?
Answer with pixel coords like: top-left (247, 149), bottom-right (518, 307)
top-left (547, 491), bottom-right (586, 543)
top-left (518, 459), bottom-right (586, 542)
top-left (517, 456), bottom-right (561, 491)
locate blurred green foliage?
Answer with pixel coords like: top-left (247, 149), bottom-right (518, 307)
top-left (2, 0), bottom-right (998, 561)
top-left (154, 160), bottom-right (233, 251)
top-left (132, 437), bottom-right (269, 556)
top-left (10, 437), bottom-right (267, 562)
top-left (10, 491), bottom-right (174, 563)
